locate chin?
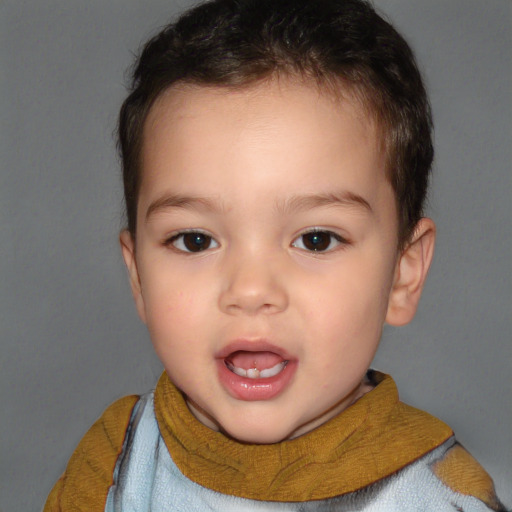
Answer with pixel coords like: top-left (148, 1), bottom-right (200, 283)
top-left (221, 419), bottom-right (296, 445)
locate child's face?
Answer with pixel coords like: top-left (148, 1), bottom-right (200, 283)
top-left (123, 79), bottom-right (403, 443)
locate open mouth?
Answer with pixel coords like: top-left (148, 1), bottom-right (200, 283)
top-left (217, 342), bottom-right (296, 400)
top-left (224, 350), bottom-right (289, 379)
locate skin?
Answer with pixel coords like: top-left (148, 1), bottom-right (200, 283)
top-left (121, 78), bottom-right (435, 444)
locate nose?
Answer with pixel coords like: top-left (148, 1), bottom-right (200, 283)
top-left (218, 252), bottom-right (289, 316)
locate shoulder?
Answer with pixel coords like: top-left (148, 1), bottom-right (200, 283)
top-left (43, 395), bottom-right (139, 512)
top-left (376, 438), bottom-right (508, 512)
top-left (385, 400), bottom-right (506, 511)
top-left (429, 441), bottom-right (508, 512)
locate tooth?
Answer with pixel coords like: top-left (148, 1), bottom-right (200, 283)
top-left (260, 361), bottom-right (287, 378)
top-left (233, 366), bottom-right (248, 377)
top-left (246, 368), bottom-right (260, 379)
top-left (226, 360), bottom-right (289, 379)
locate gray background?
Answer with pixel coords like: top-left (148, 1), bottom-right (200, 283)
top-left (1, 1), bottom-right (510, 510)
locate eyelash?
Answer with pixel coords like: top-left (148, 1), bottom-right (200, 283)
top-left (291, 229), bottom-right (349, 253)
top-left (164, 228), bottom-right (349, 254)
top-left (164, 230), bottom-right (219, 254)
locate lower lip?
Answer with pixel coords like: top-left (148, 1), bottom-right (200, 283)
top-left (217, 359), bottom-right (297, 401)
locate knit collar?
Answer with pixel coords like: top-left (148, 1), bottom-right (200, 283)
top-left (154, 370), bottom-right (452, 501)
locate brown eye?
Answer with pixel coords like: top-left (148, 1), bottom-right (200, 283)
top-left (302, 232), bottom-right (330, 251)
top-left (292, 230), bottom-right (345, 252)
top-left (170, 232), bottom-right (219, 253)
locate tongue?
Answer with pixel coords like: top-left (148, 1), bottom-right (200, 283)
top-left (228, 351), bottom-right (284, 370)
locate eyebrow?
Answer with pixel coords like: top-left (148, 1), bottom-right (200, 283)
top-left (145, 189), bottom-right (372, 222)
top-left (275, 191), bottom-right (372, 215)
top-left (145, 194), bottom-right (224, 221)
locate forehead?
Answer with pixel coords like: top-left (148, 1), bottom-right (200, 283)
top-left (144, 78), bottom-right (379, 142)
top-left (139, 78), bottom-right (391, 215)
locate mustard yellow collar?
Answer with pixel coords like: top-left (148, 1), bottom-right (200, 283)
top-left (154, 371), bottom-right (452, 501)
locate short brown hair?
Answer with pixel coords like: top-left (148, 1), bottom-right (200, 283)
top-left (118, 0), bottom-right (433, 247)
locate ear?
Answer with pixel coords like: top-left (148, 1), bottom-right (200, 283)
top-left (119, 230), bottom-right (147, 324)
top-left (386, 218), bottom-right (436, 326)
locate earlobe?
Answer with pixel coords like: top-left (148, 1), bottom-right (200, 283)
top-left (119, 230), bottom-right (147, 324)
top-left (386, 218), bottom-right (436, 326)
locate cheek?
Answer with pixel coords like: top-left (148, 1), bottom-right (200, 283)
top-left (301, 258), bottom-right (393, 342)
top-left (142, 256), bottom-right (212, 308)
top-left (140, 269), bottom-right (214, 344)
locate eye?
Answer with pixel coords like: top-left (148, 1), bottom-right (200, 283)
top-left (291, 230), bottom-right (346, 252)
top-left (167, 231), bottom-right (219, 253)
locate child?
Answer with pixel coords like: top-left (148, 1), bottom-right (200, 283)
top-left (44, 0), bottom-right (507, 510)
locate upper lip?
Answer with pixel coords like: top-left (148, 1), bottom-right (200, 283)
top-left (215, 339), bottom-right (294, 361)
